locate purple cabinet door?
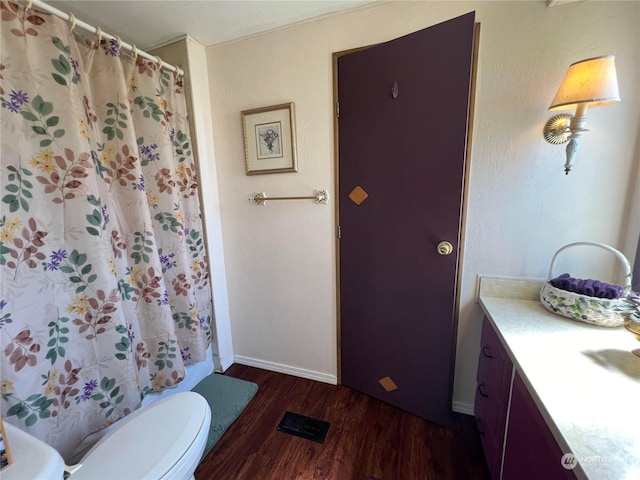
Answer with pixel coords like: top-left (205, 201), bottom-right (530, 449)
top-left (502, 373), bottom-right (578, 480)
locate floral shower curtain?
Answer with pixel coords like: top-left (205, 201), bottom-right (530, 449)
top-left (0, 1), bottom-right (212, 458)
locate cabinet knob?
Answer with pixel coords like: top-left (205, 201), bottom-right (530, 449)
top-left (478, 382), bottom-right (489, 398)
top-left (482, 346), bottom-right (494, 359)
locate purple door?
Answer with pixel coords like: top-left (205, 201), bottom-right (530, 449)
top-left (338, 12), bottom-right (475, 425)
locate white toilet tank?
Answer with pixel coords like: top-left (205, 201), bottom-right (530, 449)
top-left (70, 391), bottom-right (211, 480)
top-left (1, 420), bottom-right (65, 480)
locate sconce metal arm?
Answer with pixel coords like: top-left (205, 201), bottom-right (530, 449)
top-left (543, 104), bottom-right (590, 174)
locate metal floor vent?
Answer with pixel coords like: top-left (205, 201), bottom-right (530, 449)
top-left (276, 411), bottom-right (330, 443)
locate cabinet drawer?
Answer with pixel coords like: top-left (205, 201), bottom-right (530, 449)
top-left (476, 413), bottom-right (503, 480)
top-left (476, 353), bottom-right (511, 405)
top-left (475, 381), bottom-right (509, 443)
top-left (480, 317), bottom-right (509, 362)
top-left (477, 318), bottom-right (512, 404)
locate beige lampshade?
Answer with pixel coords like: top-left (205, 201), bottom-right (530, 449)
top-left (549, 55), bottom-right (620, 111)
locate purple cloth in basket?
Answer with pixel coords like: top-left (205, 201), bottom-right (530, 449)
top-left (550, 273), bottom-right (624, 299)
top-left (583, 279), bottom-right (595, 296)
top-left (605, 284), bottom-right (623, 299)
top-left (592, 280), bottom-right (603, 297)
top-left (550, 273), bottom-right (571, 291)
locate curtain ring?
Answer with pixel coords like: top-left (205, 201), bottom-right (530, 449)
top-left (154, 55), bottom-right (163, 70)
top-left (95, 26), bottom-right (102, 45)
top-left (25, 0), bottom-right (32, 11)
top-left (131, 44), bottom-right (138, 61)
top-left (68, 12), bottom-right (76, 32)
top-left (114, 35), bottom-right (122, 49)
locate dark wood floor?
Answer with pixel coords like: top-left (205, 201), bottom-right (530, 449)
top-left (195, 364), bottom-right (490, 480)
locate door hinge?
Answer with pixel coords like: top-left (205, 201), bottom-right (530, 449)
top-left (338, 225), bottom-right (341, 239)
top-left (336, 101), bottom-right (340, 118)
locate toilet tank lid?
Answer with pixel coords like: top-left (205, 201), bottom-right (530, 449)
top-left (71, 391), bottom-right (210, 480)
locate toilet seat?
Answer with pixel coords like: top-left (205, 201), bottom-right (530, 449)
top-left (71, 391), bottom-right (211, 480)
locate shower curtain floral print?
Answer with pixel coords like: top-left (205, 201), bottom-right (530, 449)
top-left (0, 2), bottom-right (213, 458)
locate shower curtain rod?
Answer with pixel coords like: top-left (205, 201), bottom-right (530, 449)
top-left (22, 0), bottom-right (184, 76)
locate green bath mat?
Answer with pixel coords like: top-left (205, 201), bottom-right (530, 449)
top-left (192, 373), bottom-right (258, 459)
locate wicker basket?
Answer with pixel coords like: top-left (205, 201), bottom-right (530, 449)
top-left (539, 242), bottom-right (632, 328)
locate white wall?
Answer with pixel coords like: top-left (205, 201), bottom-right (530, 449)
top-left (206, 1), bottom-right (640, 408)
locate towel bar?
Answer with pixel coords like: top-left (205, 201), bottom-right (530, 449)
top-left (250, 190), bottom-right (328, 206)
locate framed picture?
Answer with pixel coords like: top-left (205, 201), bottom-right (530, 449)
top-left (242, 103), bottom-right (297, 175)
top-left (0, 418), bottom-right (12, 472)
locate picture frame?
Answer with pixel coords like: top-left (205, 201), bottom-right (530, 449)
top-left (241, 103), bottom-right (297, 175)
top-left (0, 418), bottom-right (12, 472)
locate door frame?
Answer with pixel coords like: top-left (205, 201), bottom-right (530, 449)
top-left (332, 23), bottom-right (481, 388)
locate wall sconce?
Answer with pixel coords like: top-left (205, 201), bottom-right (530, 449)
top-left (543, 55), bottom-right (620, 174)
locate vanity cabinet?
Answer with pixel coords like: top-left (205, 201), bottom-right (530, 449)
top-left (476, 317), bottom-right (577, 480)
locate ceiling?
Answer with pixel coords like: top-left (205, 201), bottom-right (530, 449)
top-left (47, 0), bottom-right (380, 49)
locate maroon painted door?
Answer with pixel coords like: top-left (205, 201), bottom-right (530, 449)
top-left (338, 12), bottom-right (475, 425)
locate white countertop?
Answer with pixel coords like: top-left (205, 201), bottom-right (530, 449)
top-left (478, 277), bottom-right (640, 480)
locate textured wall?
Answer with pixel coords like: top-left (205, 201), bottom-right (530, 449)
top-left (206, 1), bottom-right (640, 408)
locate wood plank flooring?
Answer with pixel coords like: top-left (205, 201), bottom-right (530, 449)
top-left (195, 364), bottom-right (490, 480)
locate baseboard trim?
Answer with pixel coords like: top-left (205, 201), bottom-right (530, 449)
top-left (452, 401), bottom-right (475, 416)
top-left (232, 355), bottom-right (474, 410)
top-left (234, 355), bottom-right (337, 385)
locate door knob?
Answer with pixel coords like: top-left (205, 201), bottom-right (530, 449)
top-left (437, 241), bottom-right (454, 255)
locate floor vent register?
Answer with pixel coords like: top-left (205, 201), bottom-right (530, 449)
top-left (276, 411), bottom-right (330, 443)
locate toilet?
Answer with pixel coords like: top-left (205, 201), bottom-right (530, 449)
top-left (3, 391), bottom-right (211, 480)
top-left (72, 391), bottom-right (211, 480)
